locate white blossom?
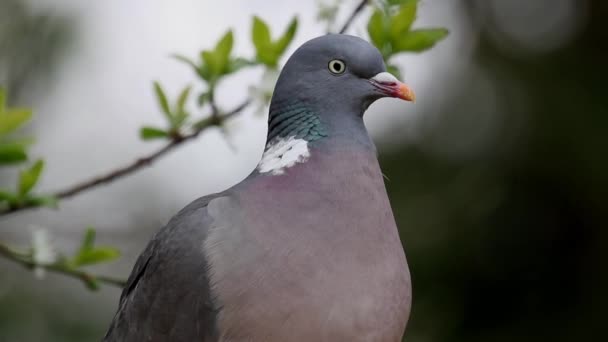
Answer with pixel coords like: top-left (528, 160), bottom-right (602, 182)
top-left (31, 227), bottom-right (57, 279)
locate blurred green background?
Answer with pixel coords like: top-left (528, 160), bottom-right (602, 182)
top-left (0, 0), bottom-right (605, 341)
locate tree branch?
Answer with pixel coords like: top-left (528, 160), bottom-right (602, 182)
top-left (339, 0), bottom-right (369, 34)
top-left (55, 100), bottom-right (249, 201)
top-left (0, 99), bottom-right (250, 216)
top-left (54, 141), bottom-right (181, 200)
top-left (0, 242), bottom-right (126, 289)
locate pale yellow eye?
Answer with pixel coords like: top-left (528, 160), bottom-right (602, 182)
top-left (328, 59), bottom-right (346, 74)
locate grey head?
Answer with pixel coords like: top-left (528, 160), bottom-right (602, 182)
top-left (266, 34), bottom-right (415, 145)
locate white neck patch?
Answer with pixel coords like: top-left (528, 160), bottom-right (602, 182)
top-left (257, 137), bottom-right (310, 175)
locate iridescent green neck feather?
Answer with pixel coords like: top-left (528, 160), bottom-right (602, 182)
top-left (267, 100), bottom-right (328, 143)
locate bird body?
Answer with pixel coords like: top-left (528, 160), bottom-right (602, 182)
top-left (105, 34), bottom-right (414, 342)
top-left (209, 140), bottom-right (410, 341)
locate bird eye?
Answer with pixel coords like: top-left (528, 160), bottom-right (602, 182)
top-left (328, 59), bottom-right (346, 75)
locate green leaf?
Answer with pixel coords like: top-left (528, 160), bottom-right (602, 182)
top-left (72, 247), bottom-right (120, 267)
top-left (274, 17), bottom-right (298, 57)
top-left (70, 227), bottom-right (121, 268)
top-left (172, 54), bottom-right (211, 80)
top-left (82, 277), bottom-right (100, 291)
top-left (0, 108), bottom-right (32, 135)
top-left (80, 227), bottom-right (96, 252)
top-left (4, 137), bottom-right (34, 146)
top-left (170, 86), bottom-right (191, 128)
top-left (0, 142), bottom-right (28, 165)
top-left (201, 50), bottom-right (221, 78)
top-left (393, 28), bottom-right (448, 52)
top-left (172, 113), bottom-right (188, 130)
top-left (252, 16), bottom-right (272, 51)
top-left (18, 159), bottom-right (44, 196)
top-left (171, 54), bottom-right (198, 71)
top-left (176, 86), bottom-right (191, 114)
top-left (252, 16), bottom-right (278, 66)
top-left (389, 0), bottom-right (417, 42)
top-left (0, 191), bottom-right (17, 202)
top-left (215, 30), bottom-right (233, 62)
top-left (256, 49), bottom-right (278, 67)
top-left (198, 31), bottom-right (236, 80)
top-left (24, 195), bottom-right (58, 208)
top-left (153, 82), bottom-right (172, 120)
top-left (367, 9), bottom-right (388, 50)
top-left (140, 126), bottom-right (169, 140)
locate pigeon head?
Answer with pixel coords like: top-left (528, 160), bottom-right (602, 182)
top-left (274, 34), bottom-right (414, 111)
top-left (266, 34), bottom-right (415, 145)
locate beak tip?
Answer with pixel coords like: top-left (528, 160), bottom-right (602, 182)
top-left (369, 72), bottom-right (416, 102)
top-left (399, 84), bottom-right (416, 102)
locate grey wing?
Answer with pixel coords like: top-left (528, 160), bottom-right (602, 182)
top-left (103, 194), bottom-right (224, 342)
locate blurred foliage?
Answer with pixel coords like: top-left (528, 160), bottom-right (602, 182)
top-left (0, 88), bottom-right (56, 212)
top-left (173, 30), bottom-right (252, 88)
top-left (252, 16), bottom-right (298, 67)
top-left (0, 87), bottom-right (32, 165)
top-left (381, 1), bottom-right (607, 341)
top-left (367, 0), bottom-right (448, 78)
top-left (140, 82), bottom-right (192, 140)
top-left (69, 228), bottom-right (121, 271)
top-left (0, 0), bottom-right (72, 101)
top-left (0, 227), bottom-right (122, 291)
top-left (153, 16), bottom-right (299, 141)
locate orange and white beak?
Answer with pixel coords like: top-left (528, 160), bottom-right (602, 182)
top-left (369, 72), bottom-right (416, 102)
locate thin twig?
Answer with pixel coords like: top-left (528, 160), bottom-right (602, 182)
top-left (55, 100), bottom-right (249, 200)
top-left (0, 99), bottom-right (250, 216)
top-left (339, 0), bottom-right (370, 34)
top-left (54, 141), bottom-right (182, 199)
top-left (0, 242), bottom-right (126, 288)
top-left (209, 89), bottom-right (220, 121)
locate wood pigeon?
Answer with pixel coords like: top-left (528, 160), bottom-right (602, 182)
top-left (104, 34), bottom-right (415, 342)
